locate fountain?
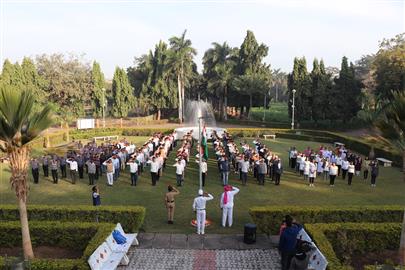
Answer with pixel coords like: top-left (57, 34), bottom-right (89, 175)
top-left (174, 100), bottom-right (226, 140)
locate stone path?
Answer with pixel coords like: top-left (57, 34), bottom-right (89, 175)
top-left (119, 233), bottom-right (281, 270)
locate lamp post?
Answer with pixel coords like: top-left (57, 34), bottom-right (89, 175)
top-left (102, 88), bottom-right (106, 128)
top-left (291, 89), bottom-right (296, 130)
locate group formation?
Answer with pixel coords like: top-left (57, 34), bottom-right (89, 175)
top-left (289, 145), bottom-right (380, 187)
top-left (212, 134), bottom-right (284, 186)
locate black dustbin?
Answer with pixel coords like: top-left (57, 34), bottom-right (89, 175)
top-left (244, 223), bottom-right (257, 244)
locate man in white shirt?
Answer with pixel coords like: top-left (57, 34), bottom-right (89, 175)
top-left (127, 159), bottom-right (139, 186)
top-left (220, 185), bottom-right (240, 227)
top-left (341, 159), bottom-right (349, 180)
top-left (66, 158), bottom-right (78, 184)
top-left (192, 189), bottom-right (214, 235)
top-left (173, 159), bottom-right (185, 186)
top-left (147, 156), bottom-right (159, 186)
top-left (239, 158), bottom-right (250, 185)
top-left (196, 158), bottom-right (208, 186)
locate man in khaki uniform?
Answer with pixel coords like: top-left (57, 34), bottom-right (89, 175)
top-left (165, 185), bottom-right (180, 224)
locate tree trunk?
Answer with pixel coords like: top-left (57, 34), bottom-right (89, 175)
top-left (223, 86), bottom-right (228, 121)
top-left (9, 146), bottom-right (34, 260)
top-left (177, 74), bottom-right (183, 123)
top-left (403, 150), bottom-right (405, 182)
top-left (19, 197), bottom-right (34, 259)
top-left (157, 109), bottom-right (161, 121)
top-left (240, 106), bottom-right (244, 119)
top-left (248, 94), bottom-right (253, 119)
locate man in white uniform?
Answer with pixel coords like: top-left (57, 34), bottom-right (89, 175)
top-left (192, 189), bottom-right (214, 235)
top-left (220, 185), bottom-right (240, 227)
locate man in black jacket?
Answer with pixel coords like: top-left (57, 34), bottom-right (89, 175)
top-left (274, 157), bottom-right (283, 185)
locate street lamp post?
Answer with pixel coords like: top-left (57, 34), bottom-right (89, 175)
top-left (291, 89), bottom-right (296, 130)
top-left (102, 88), bottom-right (106, 128)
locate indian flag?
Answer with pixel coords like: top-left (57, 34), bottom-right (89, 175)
top-left (201, 126), bottom-right (208, 160)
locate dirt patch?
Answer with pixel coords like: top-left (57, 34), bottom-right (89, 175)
top-left (350, 250), bottom-right (400, 270)
top-left (0, 246), bottom-right (82, 259)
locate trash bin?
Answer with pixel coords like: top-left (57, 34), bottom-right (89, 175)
top-left (244, 223), bottom-right (257, 244)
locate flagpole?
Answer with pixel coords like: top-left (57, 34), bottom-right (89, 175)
top-left (198, 115), bottom-right (202, 191)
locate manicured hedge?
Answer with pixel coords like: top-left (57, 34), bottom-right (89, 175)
top-left (0, 205), bottom-right (146, 233)
top-left (224, 119), bottom-right (291, 129)
top-left (0, 221), bottom-right (115, 270)
top-left (305, 223), bottom-right (401, 270)
top-left (274, 132), bottom-right (332, 143)
top-left (70, 127), bottom-right (174, 140)
top-left (249, 205), bottom-right (404, 235)
top-left (226, 128), bottom-right (288, 138)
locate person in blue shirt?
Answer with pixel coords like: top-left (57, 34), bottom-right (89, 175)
top-left (279, 215), bottom-right (303, 270)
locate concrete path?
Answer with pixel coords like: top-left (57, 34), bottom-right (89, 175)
top-left (119, 233), bottom-right (281, 270)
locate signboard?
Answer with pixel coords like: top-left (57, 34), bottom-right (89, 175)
top-left (297, 229), bottom-right (328, 270)
top-left (77, 118), bottom-right (95, 129)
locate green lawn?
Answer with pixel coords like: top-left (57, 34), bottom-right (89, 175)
top-left (250, 102), bottom-right (289, 123)
top-left (1, 137), bottom-right (404, 234)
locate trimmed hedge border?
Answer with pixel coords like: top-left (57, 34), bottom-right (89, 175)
top-left (0, 205), bottom-right (146, 233)
top-left (0, 221), bottom-right (115, 270)
top-left (249, 205), bottom-right (404, 235)
top-left (305, 223), bottom-right (402, 270)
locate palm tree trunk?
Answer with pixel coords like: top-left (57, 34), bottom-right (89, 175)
top-left (19, 197), bottom-right (34, 259)
top-left (177, 74), bottom-right (183, 123)
top-left (157, 109), bottom-right (161, 121)
top-left (9, 146), bottom-right (34, 259)
top-left (223, 86), bottom-right (228, 121)
top-left (400, 208), bottom-right (405, 266)
top-left (403, 149), bottom-right (405, 183)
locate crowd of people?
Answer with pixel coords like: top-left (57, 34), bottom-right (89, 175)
top-left (288, 144), bottom-right (380, 187)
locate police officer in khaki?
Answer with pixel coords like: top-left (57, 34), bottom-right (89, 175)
top-left (165, 185), bottom-right (180, 224)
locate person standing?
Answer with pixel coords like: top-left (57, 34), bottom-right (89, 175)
top-left (147, 156), bottom-right (159, 186)
top-left (308, 160), bottom-right (316, 187)
top-left (193, 189), bottom-right (214, 235)
top-left (363, 157), bottom-right (370, 180)
top-left (219, 156), bottom-right (230, 186)
top-left (323, 159), bottom-right (330, 181)
top-left (165, 185), bottom-right (180, 224)
top-left (59, 155), bottom-right (67, 178)
top-left (77, 155), bottom-right (84, 179)
top-left (92, 186), bottom-right (101, 206)
top-left (31, 158), bottom-right (40, 184)
top-left (370, 160), bottom-right (379, 187)
top-left (196, 158), bottom-right (208, 187)
top-left (329, 162), bottom-right (338, 186)
top-left (279, 215), bottom-right (303, 270)
top-left (257, 159), bottom-right (267, 185)
top-left (303, 158), bottom-right (310, 181)
top-left (274, 157), bottom-right (283, 186)
top-left (341, 159), bottom-right (349, 180)
top-left (42, 155), bottom-right (49, 178)
top-left (103, 159), bottom-right (114, 186)
top-left (66, 158), bottom-right (78, 184)
top-left (240, 157), bottom-right (250, 185)
top-left (173, 159), bottom-right (185, 186)
top-left (347, 161), bottom-right (355, 185)
top-left (127, 159), bottom-right (139, 186)
top-left (50, 158), bottom-right (59, 184)
top-left (220, 185), bottom-right (240, 227)
top-left (87, 159), bottom-right (97, 186)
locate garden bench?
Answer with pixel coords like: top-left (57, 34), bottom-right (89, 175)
top-left (376, 157), bottom-right (392, 167)
top-left (263, 134), bottom-right (276, 140)
top-left (93, 135), bottom-right (119, 142)
top-left (88, 223), bottom-right (139, 270)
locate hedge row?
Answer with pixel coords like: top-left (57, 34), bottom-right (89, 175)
top-left (226, 128), bottom-right (288, 138)
top-left (224, 119), bottom-right (291, 129)
top-left (0, 221), bottom-right (115, 270)
top-left (69, 127), bottom-right (174, 140)
top-left (0, 205), bottom-right (146, 233)
top-left (305, 223), bottom-right (402, 270)
top-left (248, 205), bottom-right (404, 235)
top-left (274, 132), bottom-right (332, 143)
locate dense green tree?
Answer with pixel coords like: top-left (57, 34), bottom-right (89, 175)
top-left (374, 33), bottom-right (405, 103)
top-left (0, 59), bottom-right (16, 86)
top-left (36, 53), bottom-right (92, 117)
top-left (111, 67), bottom-right (135, 118)
top-left (168, 30), bottom-right (197, 123)
top-left (91, 61), bottom-right (106, 117)
top-left (238, 30), bottom-right (269, 75)
top-left (21, 57), bottom-right (47, 105)
top-left (137, 41), bottom-right (177, 120)
top-left (270, 69), bottom-right (288, 103)
top-left (354, 54), bottom-right (377, 110)
top-left (310, 59), bottom-right (331, 122)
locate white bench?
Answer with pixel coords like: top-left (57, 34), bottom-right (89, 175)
top-left (334, 142), bottom-right (345, 148)
top-left (88, 223), bottom-right (139, 270)
top-left (263, 134), bottom-right (276, 140)
top-left (94, 135), bottom-right (119, 142)
top-left (377, 157), bottom-right (392, 167)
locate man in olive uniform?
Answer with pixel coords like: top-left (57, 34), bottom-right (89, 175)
top-left (165, 185), bottom-right (180, 224)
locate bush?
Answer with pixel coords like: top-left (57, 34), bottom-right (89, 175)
top-left (226, 128), bottom-right (288, 138)
top-left (248, 205), bottom-right (404, 235)
top-left (0, 205), bottom-right (146, 233)
top-left (69, 127), bottom-right (174, 140)
top-left (0, 221), bottom-right (115, 270)
top-left (305, 223), bottom-right (402, 270)
top-left (225, 119), bottom-right (291, 129)
top-left (274, 132), bottom-right (332, 143)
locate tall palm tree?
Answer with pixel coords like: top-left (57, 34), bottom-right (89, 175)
top-left (168, 30), bottom-right (197, 123)
top-left (0, 86), bottom-right (53, 259)
top-left (374, 91), bottom-right (405, 265)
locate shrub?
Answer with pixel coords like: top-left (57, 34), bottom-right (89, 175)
top-left (69, 127), bottom-right (174, 140)
top-left (0, 221), bottom-right (115, 270)
top-left (305, 223), bottom-right (402, 270)
top-left (274, 132), bottom-right (332, 143)
top-left (248, 205), bottom-right (404, 235)
top-left (0, 205), bottom-right (146, 233)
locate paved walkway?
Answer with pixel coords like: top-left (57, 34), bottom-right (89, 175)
top-left (119, 233), bottom-right (281, 270)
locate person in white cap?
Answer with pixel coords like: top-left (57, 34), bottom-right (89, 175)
top-left (192, 189), bottom-right (214, 235)
top-left (220, 185), bottom-right (240, 227)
